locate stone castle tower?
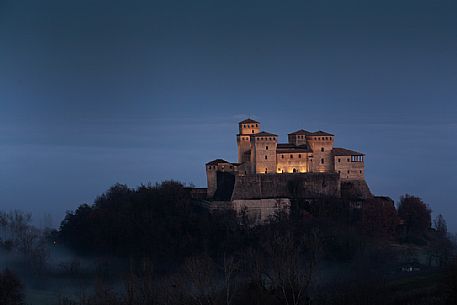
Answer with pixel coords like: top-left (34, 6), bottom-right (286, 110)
top-left (206, 118), bottom-right (367, 199)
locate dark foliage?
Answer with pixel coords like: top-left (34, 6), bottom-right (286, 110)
top-left (398, 194), bottom-right (432, 238)
top-left (57, 184), bottom-right (456, 305)
top-left (59, 181), bottom-right (257, 263)
top-left (0, 269), bottom-right (24, 305)
top-left (361, 197), bottom-right (399, 240)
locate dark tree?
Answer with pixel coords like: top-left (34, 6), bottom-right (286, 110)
top-left (397, 194), bottom-right (431, 235)
top-left (360, 198), bottom-right (399, 240)
top-left (0, 269), bottom-right (24, 305)
top-left (434, 214), bottom-right (447, 237)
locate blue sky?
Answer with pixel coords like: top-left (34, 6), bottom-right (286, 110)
top-left (0, 0), bottom-right (456, 230)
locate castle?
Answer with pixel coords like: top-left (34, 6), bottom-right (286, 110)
top-left (206, 118), bottom-right (367, 199)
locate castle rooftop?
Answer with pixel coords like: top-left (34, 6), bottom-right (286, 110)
top-left (277, 143), bottom-right (311, 153)
top-left (239, 118), bottom-right (259, 124)
top-left (252, 131), bottom-right (277, 137)
top-left (310, 130), bottom-right (334, 136)
top-left (332, 147), bottom-right (364, 156)
top-left (206, 159), bottom-right (232, 166)
top-left (289, 129), bottom-right (312, 135)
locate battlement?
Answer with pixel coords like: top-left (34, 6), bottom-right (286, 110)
top-left (206, 118), bottom-right (369, 201)
top-left (231, 172), bottom-right (341, 200)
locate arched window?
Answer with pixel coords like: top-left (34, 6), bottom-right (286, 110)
top-left (293, 168), bottom-right (297, 173)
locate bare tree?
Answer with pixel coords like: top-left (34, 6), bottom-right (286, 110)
top-left (222, 254), bottom-right (239, 305)
top-left (265, 229), bottom-right (321, 305)
top-left (181, 255), bottom-right (217, 305)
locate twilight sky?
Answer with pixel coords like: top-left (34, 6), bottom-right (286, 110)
top-left (0, 0), bottom-right (456, 230)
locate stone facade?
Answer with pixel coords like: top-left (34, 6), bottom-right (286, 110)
top-left (231, 172), bottom-right (341, 200)
top-left (206, 118), bottom-right (366, 198)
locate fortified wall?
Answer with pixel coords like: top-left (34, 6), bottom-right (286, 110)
top-left (210, 171), bottom-right (372, 201)
top-left (202, 118), bottom-right (373, 220)
top-left (231, 172), bottom-right (341, 200)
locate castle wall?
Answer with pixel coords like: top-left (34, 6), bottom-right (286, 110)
top-left (288, 134), bottom-right (307, 146)
top-left (341, 179), bottom-right (372, 199)
top-left (232, 198), bottom-right (291, 222)
top-left (276, 152), bottom-right (310, 173)
top-left (334, 156), bottom-right (365, 180)
top-left (306, 135), bottom-right (334, 172)
top-left (206, 162), bottom-right (237, 198)
top-left (231, 172), bottom-right (341, 200)
top-left (237, 135), bottom-right (252, 163)
top-left (251, 137), bottom-right (277, 174)
top-left (206, 168), bottom-right (217, 198)
top-left (239, 122), bottom-right (260, 135)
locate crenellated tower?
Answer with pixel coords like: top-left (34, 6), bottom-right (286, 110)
top-left (237, 118), bottom-right (260, 164)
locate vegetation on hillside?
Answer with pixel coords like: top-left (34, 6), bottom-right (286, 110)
top-left (0, 181), bottom-right (456, 305)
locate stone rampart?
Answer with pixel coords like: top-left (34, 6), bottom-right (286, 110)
top-left (231, 173), bottom-right (341, 200)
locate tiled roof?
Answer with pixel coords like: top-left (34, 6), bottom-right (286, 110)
top-left (277, 143), bottom-right (311, 153)
top-left (277, 143), bottom-right (297, 148)
top-left (288, 129), bottom-right (312, 136)
top-left (205, 159), bottom-right (232, 166)
top-left (309, 130), bottom-right (334, 136)
top-left (332, 147), bottom-right (364, 156)
top-left (277, 148), bottom-right (311, 153)
top-left (253, 131), bottom-right (278, 137)
top-left (239, 118), bottom-right (259, 124)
